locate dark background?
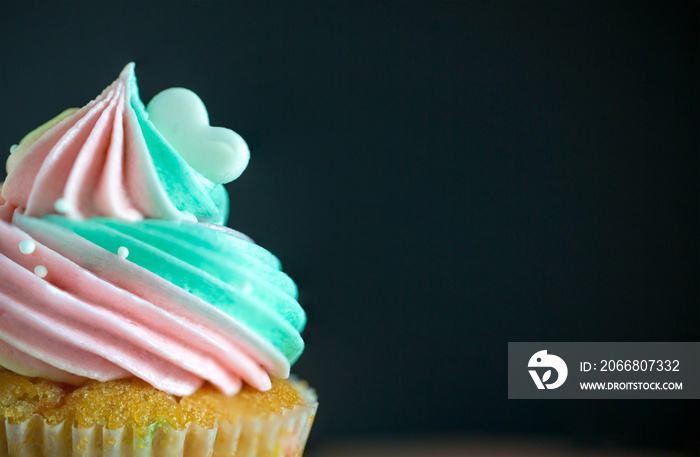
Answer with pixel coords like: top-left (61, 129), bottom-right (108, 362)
top-left (1, 1), bottom-right (698, 455)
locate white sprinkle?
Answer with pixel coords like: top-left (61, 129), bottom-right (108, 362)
top-left (117, 246), bottom-right (129, 259)
top-left (9, 144), bottom-right (18, 154)
top-left (34, 265), bottom-right (48, 278)
top-left (18, 239), bottom-right (36, 254)
top-left (54, 198), bottom-right (70, 214)
top-left (181, 211), bottom-right (197, 222)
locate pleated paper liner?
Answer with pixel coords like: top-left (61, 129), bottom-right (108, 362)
top-left (1, 382), bottom-right (317, 457)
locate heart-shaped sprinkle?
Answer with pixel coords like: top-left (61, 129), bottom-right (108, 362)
top-left (146, 88), bottom-right (250, 184)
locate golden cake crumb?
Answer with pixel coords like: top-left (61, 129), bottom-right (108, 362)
top-left (0, 368), bottom-right (302, 430)
top-left (0, 370), bottom-right (68, 423)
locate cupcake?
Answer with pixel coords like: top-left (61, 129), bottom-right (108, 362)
top-left (0, 63), bottom-right (316, 456)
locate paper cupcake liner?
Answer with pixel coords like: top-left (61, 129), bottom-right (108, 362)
top-left (1, 382), bottom-right (317, 457)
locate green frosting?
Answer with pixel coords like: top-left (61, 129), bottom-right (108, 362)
top-left (127, 72), bottom-right (228, 224)
top-left (42, 215), bottom-right (305, 364)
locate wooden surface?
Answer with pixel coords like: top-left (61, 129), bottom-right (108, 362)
top-left (305, 436), bottom-right (687, 457)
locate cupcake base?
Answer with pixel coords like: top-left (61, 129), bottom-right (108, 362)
top-left (0, 372), bottom-right (317, 457)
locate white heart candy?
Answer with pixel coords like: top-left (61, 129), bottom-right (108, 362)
top-left (146, 88), bottom-right (250, 184)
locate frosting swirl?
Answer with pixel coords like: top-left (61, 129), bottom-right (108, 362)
top-left (3, 63), bottom-right (230, 223)
top-left (0, 64), bottom-right (305, 396)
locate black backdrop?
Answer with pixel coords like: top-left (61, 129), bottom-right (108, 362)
top-left (1, 1), bottom-right (698, 454)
